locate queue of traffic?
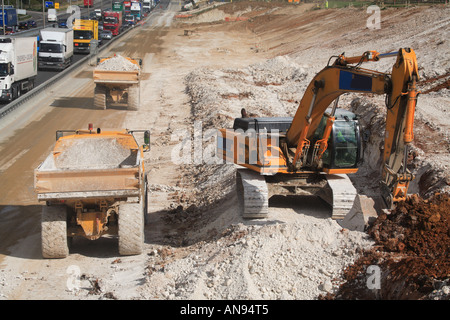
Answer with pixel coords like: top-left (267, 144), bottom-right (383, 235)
top-left (0, 0), bottom-right (159, 103)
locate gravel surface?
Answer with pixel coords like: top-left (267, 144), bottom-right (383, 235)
top-left (96, 55), bottom-right (140, 71)
top-left (40, 137), bottom-right (135, 170)
top-left (0, 2), bottom-right (448, 302)
top-left (140, 212), bottom-right (374, 299)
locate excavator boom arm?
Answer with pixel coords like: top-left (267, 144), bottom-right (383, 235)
top-left (286, 48), bottom-right (419, 206)
top-left (286, 65), bottom-right (388, 147)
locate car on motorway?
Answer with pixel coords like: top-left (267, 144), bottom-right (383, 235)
top-left (58, 19), bottom-right (68, 28)
top-left (0, 26), bottom-right (15, 35)
top-left (100, 30), bottom-right (113, 40)
top-left (95, 9), bottom-right (102, 20)
top-left (27, 20), bottom-right (37, 28)
top-left (19, 21), bottom-right (29, 30)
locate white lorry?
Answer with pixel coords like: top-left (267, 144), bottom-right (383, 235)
top-left (38, 28), bottom-right (74, 71)
top-left (47, 8), bottom-right (57, 23)
top-left (0, 37), bottom-right (37, 102)
top-left (130, 2), bottom-right (142, 21)
top-left (143, 0), bottom-right (154, 13)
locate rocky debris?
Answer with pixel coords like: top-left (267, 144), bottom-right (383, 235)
top-left (52, 138), bottom-right (135, 170)
top-left (370, 193), bottom-right (449, 260)
top-left (185, 55), bottom-right (310, 131)
top-left (96, 55), bottom-right (140, 71)
top-left (140, 215), bottom-right (374, 300)
top-left (326, 193), bottom-right (450, 300)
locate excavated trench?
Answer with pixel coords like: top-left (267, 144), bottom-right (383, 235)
top-left (321, 96), bottom-right (450, 300)
top-left (349, 97), bottom-right (449, 199)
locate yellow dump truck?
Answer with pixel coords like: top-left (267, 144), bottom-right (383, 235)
top-left (35, 124), bottom-right (150, 258)
top-left (93, 55), bottom-right (142, 110)
top-left (73, 19), bottom-right (99, 54)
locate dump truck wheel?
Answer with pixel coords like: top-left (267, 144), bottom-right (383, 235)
top-left (118, 202), bottom-right (144, 255)
top-left (41, 205), bottom-right (69, 259)
top-left (127, 85), bottom-right (140, 111)
top-left (94, 85), bottom-right (106, 110)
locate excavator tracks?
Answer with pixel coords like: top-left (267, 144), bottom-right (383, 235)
top-left (321, 174), bottom-right (358, 220)
top-left (237, 169), bottom-right (269, 219)
top-left (236, 169), bottom-right (357, 220)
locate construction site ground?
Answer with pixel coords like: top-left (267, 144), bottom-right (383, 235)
top-left (0, 1), bottom-right (449, 301)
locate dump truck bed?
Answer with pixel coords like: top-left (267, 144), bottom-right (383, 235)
top-left (35, 166), bottom-right (140, 200)
top-left (35, 134), bottom-right (142, 201)
top-left (93, 69), bottom-right (139, 85)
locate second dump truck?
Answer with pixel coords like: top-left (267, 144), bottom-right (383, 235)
top-left (93, 55), bottom-right (142, 110)
top-left (35, 125), bottom-right (150, 258)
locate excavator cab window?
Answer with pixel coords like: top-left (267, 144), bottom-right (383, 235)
top-left (331, 121), bottom-right (359, 168)
top-left (313, 109), bottom-right (361, 170)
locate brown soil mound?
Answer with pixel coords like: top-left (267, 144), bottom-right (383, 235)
top-left (325, 193), bottom-right (450, 300)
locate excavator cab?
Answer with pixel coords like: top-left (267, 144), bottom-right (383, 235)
top-left (311, 108), bottom-right (362, 172)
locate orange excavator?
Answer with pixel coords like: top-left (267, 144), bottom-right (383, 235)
top-left (218, 48), bottom-right (419, 219)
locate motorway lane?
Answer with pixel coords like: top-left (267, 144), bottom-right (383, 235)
top-left (0, 0), bottom-right (124, 110)
top-left (26, 0), bottom-right (116, 29)
top-left (0, 1), bottom-right (172, 261)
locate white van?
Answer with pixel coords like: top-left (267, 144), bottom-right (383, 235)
top-left (47, 8), bottom-right (57, 22)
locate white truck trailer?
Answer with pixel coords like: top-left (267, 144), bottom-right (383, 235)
top-left (143, 0), bottom-right (154, 13)
top-left (47, 8), bottom-right (57, 22)
top-left (39, 28), bottom-right (74, 71)
top-left (0, 37), bottom-right (37, 102)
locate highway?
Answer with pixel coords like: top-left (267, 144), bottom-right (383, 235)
top-left (0, 0), bottom-right (117, 109)
top-left (0, 1), bottom-right (177, 299)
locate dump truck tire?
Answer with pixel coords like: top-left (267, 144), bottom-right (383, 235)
top-left (128, 85), bottom-right (140, 111)
top-left (41, 205), bottom-right (69, 259)
top-left (118, 202), bottom-right (144, 255)
top-left (94, 85), bottom-right (106, 110)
